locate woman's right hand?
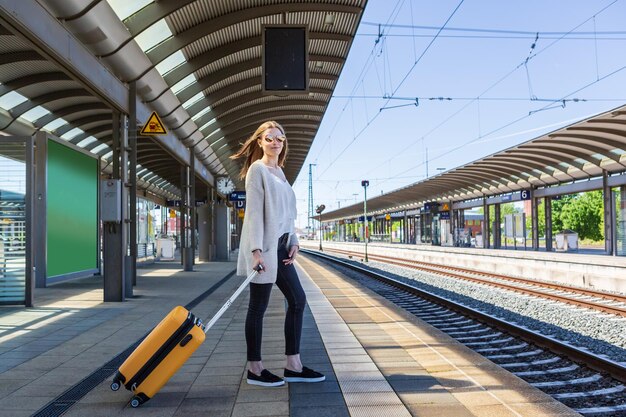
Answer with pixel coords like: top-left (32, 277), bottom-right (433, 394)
top-left (252, 250), bottom-right (265, 273)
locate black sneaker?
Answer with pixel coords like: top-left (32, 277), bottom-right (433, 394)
top-left (246, 369), bottom-right (285, 387)
top-left (283, 366), bottom-right (326, 383)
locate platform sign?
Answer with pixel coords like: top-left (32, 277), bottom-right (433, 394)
top-left (166, 199), bottom-right (181, 207)
top-left (140, 112), bottom-right (167, 135)
top-left (520, 190), bottom-right (531, 200)
top-left (229, 191), bottom-right (246, 201)
top-left (501, 194), bottom-right (512, 202)
top-left (358, 216), bottom-right (373, 222)
top-left (440, 211), bottom-right (451, 220)
top-left (235, 200), bottom-right (246, 209)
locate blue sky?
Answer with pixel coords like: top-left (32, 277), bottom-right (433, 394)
top-left (291, 0), bottom-right (626, 230)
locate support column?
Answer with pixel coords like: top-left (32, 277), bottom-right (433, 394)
top-left (210, 188), bottom-right (216, 261)
top-left (181, 164), bottom-right (192, 271)
top-left (448, 204), bottom-right (454, 246)
top-left (494, 204), bottom-right (501, 249)
top-left (482, 198), bottom-right (490, 248)
top-left (619, 186), bottom-right (626, 256)
top-left (128, 82), bottom-right (137, 286)
top-left (545, 197), bottom-right (553, 251)
top-left (603, 171), bottom-right (615, 255)
top-left (188, 149), bottom-right (196, 269)
top-left (34, 132), bottom-right (47, 288)
top-left (25, 136), bottom-right (34, 306)
top-left (215, 201), bottom-right (230, 261)
top-left (452, 209), bottom-right (457, 246)
top-left (403, 211), bottom-right (408, 243)
top-left (531, 188), bottom-right (539, 250)
top-left (198, 204), bottom-right (211, 261)
top-left (103, 112), bottom-right (128, 302)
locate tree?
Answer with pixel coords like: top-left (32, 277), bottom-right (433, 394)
top-left (551, 194), bottom-right (574, 234)
top-left (559, 190), bottom-right (604, 241)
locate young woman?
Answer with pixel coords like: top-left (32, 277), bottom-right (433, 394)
top-left (231, 121), bottom-right (325, 387)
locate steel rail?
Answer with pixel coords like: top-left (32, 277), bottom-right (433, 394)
top-left (300, 249), bottom-right (626, 383)
top-left (321, 247), bottom-right (626, 317)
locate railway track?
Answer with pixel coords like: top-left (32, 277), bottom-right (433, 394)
top-left (318, 246), bottom-right (626, 317)
top-left (301, 249), bottom-right (626, 416)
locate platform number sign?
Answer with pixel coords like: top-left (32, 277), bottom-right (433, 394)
top-left (520, 190), bottom-right (531, 201)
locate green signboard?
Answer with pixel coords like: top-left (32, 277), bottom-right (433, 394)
top-left (47, 140), bottom-right (97, 278)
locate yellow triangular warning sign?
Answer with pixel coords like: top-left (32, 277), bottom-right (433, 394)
top-left (140, 111), bottom-right (167, 135)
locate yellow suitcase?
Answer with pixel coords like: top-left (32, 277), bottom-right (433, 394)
top-left (111, 267), bottom-right (260, 407)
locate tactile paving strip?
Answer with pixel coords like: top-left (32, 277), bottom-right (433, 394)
top-left (297, 263), bottom-right (412, 417)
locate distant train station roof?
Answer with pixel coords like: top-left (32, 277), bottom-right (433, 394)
top-left (321, 104), bottom-right (626, 221)
top-left (0, 1), bottom-right (366, 197)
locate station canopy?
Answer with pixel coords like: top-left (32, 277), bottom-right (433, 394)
top-left (321, 104), bottom-right (626, 221)
top-left (0, 0), bottom-right (367, 199)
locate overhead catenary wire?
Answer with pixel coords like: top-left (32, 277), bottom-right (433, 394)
top-left (309, 0), bottom-right (405, 163)
top-left (364, 0), bottom-right (622, 183)
top-left (317, 0), bottom-right (466, 179)
top-left (357, 33), bottom-right (626, 40)
top-left (359, 21), bottom-right (626, 37)
top-left (331, 95), bottom-right (625, 102)
top-left (375, 62), bottom-right (626, 189)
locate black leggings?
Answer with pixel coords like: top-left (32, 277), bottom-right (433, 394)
top-left (245, 236), bottom-right (306, 361)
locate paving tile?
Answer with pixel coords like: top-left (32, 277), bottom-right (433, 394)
top-left (290, 405), bottom-right (350, 417)
top-left (288, 380), bottom-right (343, 394)
top-left (231, 400), bottom-right (288, 417)
top-left (343, 391), bottom-right (403, 407)
top-left (405, 403), bottom-right (476, 417)
top-left (290, 391), bottom-right (346, 407)
top-left (235, 387), bottom-right (288, 403)
top-left (176, 396), bottom-right (235, 412)
top-left (349, 404), bottom-right (412, 417)
top-left (185, 384), bottom-right (239, 399)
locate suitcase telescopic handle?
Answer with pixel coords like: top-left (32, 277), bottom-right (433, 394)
top-left (201, 264), bottom-right (263, 333)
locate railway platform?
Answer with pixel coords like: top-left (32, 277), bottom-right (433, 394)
top-left (0, 255), bottom-right (581, 417)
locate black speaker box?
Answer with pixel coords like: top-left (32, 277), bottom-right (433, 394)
top-left (262, 25), bottom-right (309, 93)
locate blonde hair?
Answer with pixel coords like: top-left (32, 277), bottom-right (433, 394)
top-left (230, 120), bottom-right (289, 180)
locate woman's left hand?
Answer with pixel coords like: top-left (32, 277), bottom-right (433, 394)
top-left (283, 245), bottom-right (299, 265)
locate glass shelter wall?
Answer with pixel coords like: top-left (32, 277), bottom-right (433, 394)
top-left (0, 140), bottom-right (29, 305)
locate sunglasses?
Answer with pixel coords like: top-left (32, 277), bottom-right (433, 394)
top-left (262, 134), bottom-right (286, 144)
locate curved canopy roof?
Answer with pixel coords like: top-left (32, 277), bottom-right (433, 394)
top-left (321, 104), bottom-right (626, 221)
top-left (0, 0), bottom-right (366, 197)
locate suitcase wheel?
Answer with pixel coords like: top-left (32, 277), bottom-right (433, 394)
top-left (130, 397), bottom-right (141, 408)
top-left (110, 381), bottom-right (121, 391)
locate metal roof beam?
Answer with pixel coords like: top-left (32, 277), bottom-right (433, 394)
top-left (0, 0), bottom-right (129, 112)
top-left (212, 100), bottom-right (326, 130)
top-left (206, 110), bottom-right (323, 143)
top-left (144, 4), bottom-right (359, 66)
top-left (0, 1), bottom-right (215, 186)
top-left (205, 114), bottom-right (321, 143)
top-left (547, 134), bottom-right (625, 162)
top-left (162, 36), bottom-right (344, 93)
top-left (34, 103), bottom-right (109, 127)
top-left (52, 114), bottom-right (112, 137)
top-left (214, 137), bottom-right (313, 160)
top-left (489, 155), bottom-right (562, 179)
top-left (441, 171), bottom-right (513, 190)
top-left (191, 92), bottom-right (329, 132)
top-left (7, 88), bottom-right (90, 119)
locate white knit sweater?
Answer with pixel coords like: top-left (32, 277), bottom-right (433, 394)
top-left (236, 160), bottom-right (299, 284)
